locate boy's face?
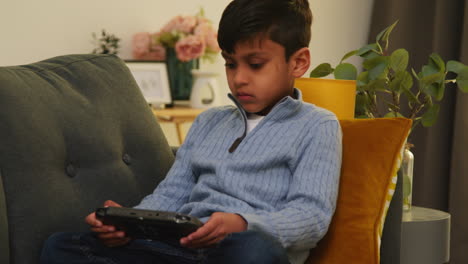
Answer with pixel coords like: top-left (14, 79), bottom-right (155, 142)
top-left (222, 37), bottom-right (307, 115)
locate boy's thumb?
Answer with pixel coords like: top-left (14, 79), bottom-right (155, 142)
top-left (104, 200), bottom-right (121, 207)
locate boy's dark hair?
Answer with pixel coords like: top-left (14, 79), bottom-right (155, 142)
top-left (218, 0), bottom-right (312, 60)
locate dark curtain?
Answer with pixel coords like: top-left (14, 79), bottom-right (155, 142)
top-left (368, 0), bottom-right (468, 263)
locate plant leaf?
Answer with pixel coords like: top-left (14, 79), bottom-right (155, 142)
top-left (421, 72), bottom-right (445, 86)
top-left (363, 55), bottom-right (387, 69)
top-left (390, 49), bottom-right (409, 72)
top-left (422, 64), bottom-right (439, 77)
top-left (367, 79), bottom-right (387, 91)
top-left (420, 54), bottom-right (444, 80)
top-left (364, 56), bottom-right (389, 80)
top-left (397, 71), bottom-right (418, 104)
top-left (389, 71), bottom-right (413, 93)
top-left (309, 63), bottom-right (334, 78)
top-left (420, 72), bottom-right (445, 100)
top-left (334, 63), bottom-right (358, 80)
top-left (376, 20), bottom-right (399, 44)
top-left (421, 53), bottom-right (445, 79)
top-left (357, 71), bottom-right (369, 91)
top-left (340, 50), bottom-right (358, 63)
top-left (357, 43), bottom-right (380, 57)
top-left (361, 51), bottom-right (381, 60)
top-left (376, 20), bottom-right (399, 51)
top-left (429, 82), bottom-right (445, 101)
top-left (456, 68), bottom-right (468, 92)
top-left (429, 53), bottom-right (445, 73)
top-left (421, 104), bottom-right (440, 127)
top-left (447, 60), bottom-right (468, 75)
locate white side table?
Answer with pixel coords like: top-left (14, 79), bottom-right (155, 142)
top-left (401, 206), bottom-right (451, 264)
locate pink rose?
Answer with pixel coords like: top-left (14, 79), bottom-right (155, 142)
top-left (195, 22), bottom-right (220, 53)
top-left (132, 32), bottom-right (166, 60)
top-left (175, 35), bottom-right (206, 62)
top-left (132, 32), bottom-right (151, 58)
top-left (196, 16), bottom-right (211, 25)
top-left (160, 16), bottom-right (180, 33)
top-left (161, 15), bottom-right (197, 34)
top-left (206, 33), bottom-right (220, 53)
top-left (179, 16), bottom-right (197, 33)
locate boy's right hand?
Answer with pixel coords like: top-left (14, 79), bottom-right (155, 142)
top-left (85, 200), bottom-right (132, 247)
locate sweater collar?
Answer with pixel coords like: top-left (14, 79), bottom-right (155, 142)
top-left (226, 88), bottom-right (303, 153)
top-left (227, 88), bottom-right (303, 122)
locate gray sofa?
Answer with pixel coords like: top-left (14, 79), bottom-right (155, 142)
top-left (0, 54), bottom-right (401, 264)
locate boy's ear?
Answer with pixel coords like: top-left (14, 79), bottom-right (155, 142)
top-left (290, 47), bottom-right (310, 78)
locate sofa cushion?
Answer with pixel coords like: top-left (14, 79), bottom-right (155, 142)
top-left (0, 54), bottom-right (174, 263)
top-left (306, 117), bottom-right (411, 264)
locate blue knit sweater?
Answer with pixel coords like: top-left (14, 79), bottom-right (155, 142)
top-left (136, 89), bottom-right (342, 264)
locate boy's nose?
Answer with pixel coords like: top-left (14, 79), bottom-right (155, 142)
top-left (233, 69), bottom-right (249, 87)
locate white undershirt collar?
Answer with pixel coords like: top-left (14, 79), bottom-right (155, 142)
top-left (246, 113), bottom-right (264, 133)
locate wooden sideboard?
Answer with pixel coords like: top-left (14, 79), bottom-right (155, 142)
top-left (152, 106), bottom-right (206, 146)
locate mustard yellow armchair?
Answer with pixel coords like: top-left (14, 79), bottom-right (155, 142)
top-left (295, 78), bottom-right (411, 264)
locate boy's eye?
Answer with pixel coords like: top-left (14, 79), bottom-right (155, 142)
top-left (224, 63), bottom-right (236, 69)
top-left (250, 63), bottom-right (263, 70)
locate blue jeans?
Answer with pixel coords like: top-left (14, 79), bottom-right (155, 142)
top-left (40, 230), bottom-right (290, 264)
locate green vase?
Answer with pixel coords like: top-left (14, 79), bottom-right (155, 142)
top-left (166, 48), bottom-right (199, 101)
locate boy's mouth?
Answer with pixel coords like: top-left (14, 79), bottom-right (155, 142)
top-left (236, 92), bottom-right (254, 101)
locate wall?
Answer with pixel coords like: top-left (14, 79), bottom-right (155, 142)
top-left (0, 0), bottom-right (374, 104)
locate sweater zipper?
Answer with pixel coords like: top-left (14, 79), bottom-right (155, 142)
top-left (228, 115), bottom-right (248, 153)
top-left (228, 94), bottom-right (248, 153)
top-left (227, 93), bottom-right (293, 153)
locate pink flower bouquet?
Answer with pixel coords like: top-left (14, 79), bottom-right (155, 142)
top-left (132, 10), bottom-right (220, 62)
top-left (131, 10), bottom-right (220, 100)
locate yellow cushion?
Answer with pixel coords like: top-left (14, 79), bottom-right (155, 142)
top-left (295, 78), bottom-right (356, 119)
top-left (306, 117), bottom-right (412, 264)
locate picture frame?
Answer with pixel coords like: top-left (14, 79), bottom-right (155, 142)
top-left (125, 61), bottom-right (172, 107)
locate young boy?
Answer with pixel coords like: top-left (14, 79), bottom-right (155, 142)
top-left (40, 0), bottom-right (342, 263)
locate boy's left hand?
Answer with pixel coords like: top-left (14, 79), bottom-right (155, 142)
top-left (180, 212), bottom-right (247, 248)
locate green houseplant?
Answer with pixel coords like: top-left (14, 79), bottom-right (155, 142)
top-left (309, 21), bottom-right (468, 209)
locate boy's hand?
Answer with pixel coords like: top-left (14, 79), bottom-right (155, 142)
top-left (85, 200), bottom-right (132, 247)
top-left (180, 212), bottom-right (247, 248)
